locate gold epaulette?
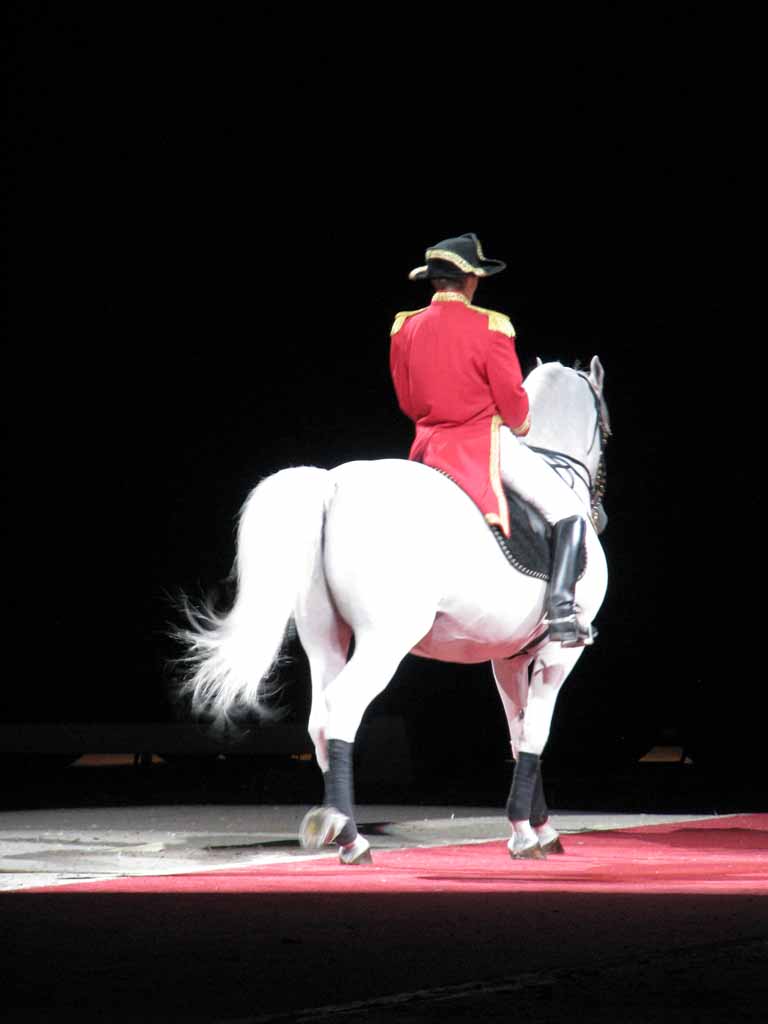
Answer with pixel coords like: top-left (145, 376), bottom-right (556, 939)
top-left (390, 307), bottom-right (428, 336)
top-left (468, 304), bottom-right (515, 338)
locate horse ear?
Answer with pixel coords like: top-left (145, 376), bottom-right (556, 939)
top-left (536, 356), bottom-right (543, 367)
top-left (589, 355), bottom-right (604, 392)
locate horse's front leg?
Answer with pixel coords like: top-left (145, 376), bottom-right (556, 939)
top-left (493, 655), bottom-right (543, 858)
top-left (530, 763), bottom-right (564, 855)
top-left (507, 753), bottom-right (565, 856)
top-left (493, 644), bottom-right (582, 858)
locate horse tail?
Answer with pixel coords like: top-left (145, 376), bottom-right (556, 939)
top-left (178, 466), bottom-right (333, 723)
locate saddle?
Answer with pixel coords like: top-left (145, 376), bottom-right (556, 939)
top-left (489, 487), bottom-right (587, 582)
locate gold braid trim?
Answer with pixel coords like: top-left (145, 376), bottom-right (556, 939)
top-left (390, 307), bottom-right (428, 336)
top-left (488, 414), bottom-right (510, 537)
top-left (425, 248), bottom-right (488, 276)
top-left (511, 413), bottom-right (531, 436)
top-left (467, 304), bottom-right (515, 338)
top-left (431, 291), bottom-right (469, 304)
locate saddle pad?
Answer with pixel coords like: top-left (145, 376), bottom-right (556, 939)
top-left (489, 488), bottom-right (586, 582)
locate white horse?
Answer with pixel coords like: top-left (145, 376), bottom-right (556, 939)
top-left (179, 357), bottom-right (610, 863)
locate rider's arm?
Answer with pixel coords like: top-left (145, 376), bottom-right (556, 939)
top-left (389, 332), bottom-right (415, 420)
top-left (486, 332), bottom-right (531, 436)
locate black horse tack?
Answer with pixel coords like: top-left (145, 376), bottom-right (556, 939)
top-left (489, 486), bottom-right (587, 582)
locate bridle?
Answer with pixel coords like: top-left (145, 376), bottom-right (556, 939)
top-left (526, 370), bottom-right (612, 530)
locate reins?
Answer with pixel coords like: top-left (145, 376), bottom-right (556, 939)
top-left (526, 370), bottom-right (611, 530)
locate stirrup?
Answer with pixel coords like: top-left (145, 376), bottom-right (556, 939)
top-left (546, 615), bottom-right (597, 648)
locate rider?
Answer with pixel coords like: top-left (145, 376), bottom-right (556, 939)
top-left (389, 232), bottom-right (593, 646)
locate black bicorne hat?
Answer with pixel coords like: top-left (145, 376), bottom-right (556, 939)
top-left (408, 232), bottom-right (506, 280)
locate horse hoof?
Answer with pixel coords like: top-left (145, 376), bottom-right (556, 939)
top-left (508, 840), bottom-right (547, 860)
top-left (540, 836), bottom-right (565, 855)
top-left (299, 806), bottom-right (348, 850)
top-left (339, 836), bottom-right (373, 865)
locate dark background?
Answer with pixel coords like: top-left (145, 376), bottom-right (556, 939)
top-left (4, 6), bottom-right (756, 778)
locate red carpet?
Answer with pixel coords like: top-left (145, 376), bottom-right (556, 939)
top-left (6, 816), bottom-right (768, 1020)
top-left (19, 813), bottom-right (768, 895)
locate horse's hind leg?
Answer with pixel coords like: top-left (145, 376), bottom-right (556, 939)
top-left (298, 608), bottom-right (352, 778)
top-left (300, 620), bottom-right (430, 865)
top-left (293, 575), bottom-right (367, 860)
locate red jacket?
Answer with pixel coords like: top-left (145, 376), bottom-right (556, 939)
top-left (390, 291), bottom-right (530, 537)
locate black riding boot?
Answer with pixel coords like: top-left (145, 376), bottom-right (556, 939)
top-left (546, 515), bottom-right (594, 647)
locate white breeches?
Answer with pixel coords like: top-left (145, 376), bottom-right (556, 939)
top-left (499, 426), bottom-right (586, 526)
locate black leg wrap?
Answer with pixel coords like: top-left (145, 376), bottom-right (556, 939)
top-left (324, 739), bottom-right (357, 846)
top-left (529, 763), bottom-right (548, 828)
top-left (506, 751), bottom-right (541, 822)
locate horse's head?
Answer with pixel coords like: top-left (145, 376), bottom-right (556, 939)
top-left (523, 356), bottom-right (611, 529)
